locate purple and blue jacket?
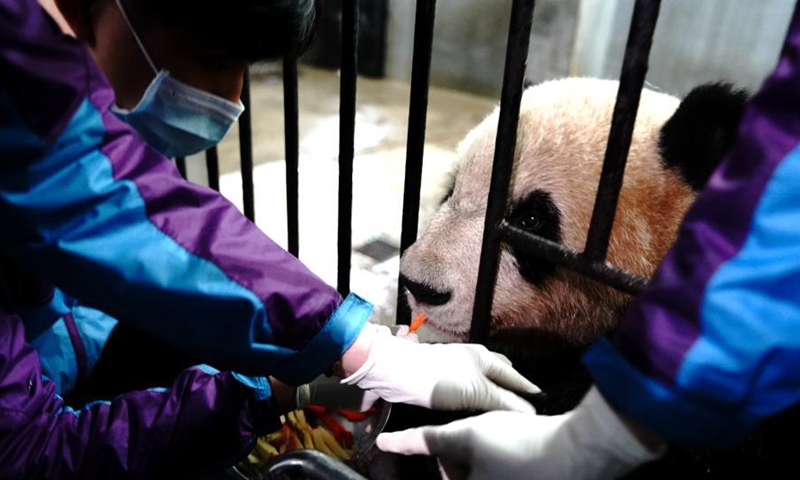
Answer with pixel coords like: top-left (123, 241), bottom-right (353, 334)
top-left (585, 2), bottom-right (800, 449)
top-left (0, 0), bottom-right (371, 478)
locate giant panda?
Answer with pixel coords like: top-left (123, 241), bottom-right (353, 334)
top-left (400, 77), bottom-right (742, 349)
top-left (395, 77), bottom-right (748, 417)
top-left (376, 77), bottom-right (799, 480)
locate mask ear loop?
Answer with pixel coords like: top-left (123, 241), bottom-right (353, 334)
top-left (113, 0), bottom-right (158, 74)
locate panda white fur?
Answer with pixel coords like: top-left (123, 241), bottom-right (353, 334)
top-left (379, 78), bottom-right (800, 480)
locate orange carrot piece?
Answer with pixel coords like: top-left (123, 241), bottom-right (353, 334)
top-left (409, 314), bottom-right (427, 332)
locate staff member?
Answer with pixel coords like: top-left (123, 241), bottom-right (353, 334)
top-left (0, 1), bottom-right (539, 478)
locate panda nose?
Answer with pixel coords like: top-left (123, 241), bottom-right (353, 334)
top-left (400, 274), bottom-right (452, 306)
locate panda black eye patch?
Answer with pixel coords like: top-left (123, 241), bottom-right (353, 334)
top-left (505, 190), bottom-right (562, 285)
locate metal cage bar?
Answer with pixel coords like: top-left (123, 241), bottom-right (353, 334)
top-left (338, 0), bottom-right (359, 296)
top-left (205, 146), bottom-right (220, 192)
top-left (469, 0), bottom-right (537, 344)
top-left (498, 223), bottom-right (648, 296)
top-left (262, 450), bottom-right (367, 480)
top-left (176, 156), bottom-right (187, 179)
top-left (396, 0), bottom-right (438, 325)
top-left (284, 58), bottom-right (301, 257)
top-left (239, 70), bottom-right (256, 222)
top-left (583, 0), bottom-right (662, 262)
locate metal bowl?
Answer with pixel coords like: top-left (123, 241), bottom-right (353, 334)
top-left (228, 400), bottom-right (392, 479)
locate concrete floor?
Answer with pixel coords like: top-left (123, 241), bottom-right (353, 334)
top-left (184, 65), bottom-right (496, 324)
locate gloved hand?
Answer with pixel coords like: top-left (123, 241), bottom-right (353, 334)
top-left (341, 323), bottom-right (540, 412)
top-left (376, 386), bottom-right (665, 480)
top-left (294, 324), bottom-right (419, 412)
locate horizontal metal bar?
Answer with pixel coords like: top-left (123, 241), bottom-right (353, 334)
top-left (396, 0), bottom-right (438, 326)
top-left (498, 222), bottom-right (648, 296)
top-left (583, 0), bottom-right (662, 262)
top-left (338, 0), bottom-right (359, 297)
top-left (239, 70), bottom-right (255, 222)
top-left (205, 147), bottom-right (220, 192)
top-left (284, 57), bottom-right (300, 258)
top-left (470, 0), bottom-right (536, 345)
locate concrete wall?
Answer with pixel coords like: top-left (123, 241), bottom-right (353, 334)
top-left (385, 0), bottom-right (581, 97)
top-left (383, 0), bottom-right (794, 99)
top-left (572, 0), bottom-right (794, 97)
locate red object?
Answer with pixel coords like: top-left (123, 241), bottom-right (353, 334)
top-left (281, 423), bottom-right (292, 450)
top-left (337, 406), bottom-right (377, 422)
top-left (307, 407), bottom-right (355, 448)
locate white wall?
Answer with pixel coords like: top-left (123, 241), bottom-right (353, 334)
top-left (383, 0), bottom-right (794, 98)
top-left (573, 0), bottom-right (795, 96)
top-left (385, 0), bottom-right (580, 97)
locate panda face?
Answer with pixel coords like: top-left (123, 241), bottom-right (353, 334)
top-left (400, 77), bottom-right (747, 345)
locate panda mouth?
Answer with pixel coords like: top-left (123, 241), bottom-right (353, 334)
top-left (419, 316), bottom-right (470, 339)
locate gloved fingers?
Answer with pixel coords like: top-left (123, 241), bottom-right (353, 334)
top-left (388, 325), bottom-right (420, 343)
top-left (480, 350), bottom-right (541, 395)
top-left (474, 379), bottom-right (537, 413)
top-left (492, 351), bottom-right (513, 366)
top-left (388, 325), bottom-right (408, 336)
top-left (377, 422), bottom-right (468, 458)
top-left (360, 390), bottom-right (382, 411)
top-left (376, 427), bottom-right (434, 456)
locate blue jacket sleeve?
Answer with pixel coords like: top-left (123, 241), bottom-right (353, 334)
top-left (0, 0), bottom-right (371, 384)
top-left (584, 2), bottom-right (800, 448)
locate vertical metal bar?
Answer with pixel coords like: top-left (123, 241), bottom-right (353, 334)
top-left (396, 0), bottom-right (438, 326)
top-left (469, 0), bottom-right (536, 345)
top-left (239, 69), bottom-right (256, 222)
top-left (205, 147), bottom-right (220, 192)
top-left (176, 157), bottom-right (187, 179)
top-left (337, 0), bottom-right (359, 296)
top-left (284, 58), bottom-right (300, 258)
top-left (583, 0), bottom-right (661, 262)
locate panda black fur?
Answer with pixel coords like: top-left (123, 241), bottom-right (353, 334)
top-left (380, 78), bottom-right (800, 480)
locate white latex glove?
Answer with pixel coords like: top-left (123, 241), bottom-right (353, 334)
top-left (341, 323), bottom-right (540, 412)
top-left (376, 386), bottom-right (665, 480)
top-left (295, 324), bottom-right (419, 412)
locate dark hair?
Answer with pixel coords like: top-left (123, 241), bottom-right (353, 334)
top-left (125, 0), bottom-right (321, 62)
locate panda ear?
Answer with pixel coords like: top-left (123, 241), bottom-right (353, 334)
top-left (659, 82), bottom-right (749, 191)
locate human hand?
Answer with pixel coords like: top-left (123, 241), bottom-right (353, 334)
top-left (341, 323), bottom-right (540, 412)
top-left (376, 387), bottom-right (664, 480)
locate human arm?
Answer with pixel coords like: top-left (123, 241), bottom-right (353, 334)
top-left (0, 310), bottom-right (281, 480)
top-left (0, 0), bottom-right (365, 385)
top-left (584, 1), bottom-right (800, 448)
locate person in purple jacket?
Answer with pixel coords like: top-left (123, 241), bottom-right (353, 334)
top-left (0, 1), bottom-right (541, 478)
top-left (377, 3), bottom-right (800, 480)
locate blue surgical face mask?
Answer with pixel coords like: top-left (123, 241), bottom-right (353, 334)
top-left (110, 0), bottom-right (244, 158)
